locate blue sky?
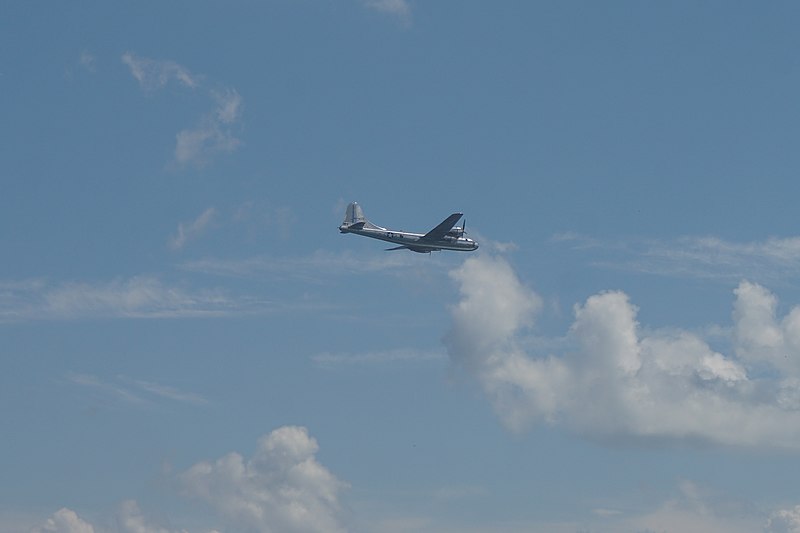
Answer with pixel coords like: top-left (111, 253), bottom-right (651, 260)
top-left (4, 1), bottom-right (800, 532)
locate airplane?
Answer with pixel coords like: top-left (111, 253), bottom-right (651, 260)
top-left (339, 202), bottom-right (479, 253)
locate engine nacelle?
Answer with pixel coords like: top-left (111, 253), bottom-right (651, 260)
top-left (447, 227), bottom-right (464, 237)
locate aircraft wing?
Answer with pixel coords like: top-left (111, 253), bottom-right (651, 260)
top-left (419, 213), bottom-right (463, 242)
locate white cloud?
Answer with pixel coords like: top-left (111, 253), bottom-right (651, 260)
top-left (766, 505), bottom-right (800, 532)
top-left (181, 426), bottom-right (348, 533)
top-left (44, 277), bottom-right (231, 319)
top-left (0, 276), bottom-right (258, 321)
top-left (312, 348), bottom-right (444, 366)
top-left (174, 121), bottom-right (239, 167)
top-left (366, 480), bottom-right (764, 533)
top-left (180, 249), bottom-right (441, 281)
top-left (556, 233), bottom-right (800, 283)
top-left (617, 480), bottom-right (762, 533)
top-left (67, 373), bottom-right (209, 408)
top-left (733, 280), bottom-right (800, 376)
top-left (116, 500), bottom-right (195, 533)
top-left (361, 0), bottom-right (411, 22)
top-left (79, 51), bottom-right (96, 72)
top-left (29, 427), bottom-right (347, 533)
top-left (212, 88), bottom-right (242, 124)
top-left (121, 53), bottom-right (242, 166)
top-left (67, 373), bottom-right (148, 406)
top-left (169, 208), bottom-right (218, 250)
top-left (130, 379), bottom-right (208, 406)
top-left (31, 508), bottom-right (95, 533)
top-left (445, 255), bottom-right (800, 449)
top-left (121, 53), bottom-right (198, 91)
top-left (174, 89), bottom-right (242, 167)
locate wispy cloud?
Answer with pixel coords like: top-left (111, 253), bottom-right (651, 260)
top-left (169, 207), bottom-right (218, 250)
top-left (212, 88), bottom-right (242, 124)
top-left (121, 53), bottom-right (242, 167)
top-left (79, 50), bottom-right (96, 73)
top-left (121, 52), bottom-right (199, 90)
top-left (67, 372), bottom-right (148, 406)
top-left (554, 232), bottom-right (800, 283)
top-left (67, 373), bottom-right (209, 407)
top-left (0, 276), bottom-right (266, 321)
top-left (128, 378), bottom-right (209, 406)
top-left (361, 0), bottom-right (412, 24)
top-left (469, 230), bottom-right (518, 254)
top-left (433, 485), bottom-right (488, 502)
top-left (180, 250), bottom-right (442, 281)
top-left (312, 348), bottom-right (444, 366)
top-left (174, 89), bottom-right (242, 167)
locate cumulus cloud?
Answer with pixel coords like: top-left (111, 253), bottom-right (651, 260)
top-left (31, 508), bottom-right (95, 533)
top-left (445, 255), bottom-right (800, 449)
top-left (30, 429), bottom-right (342, 533)
top-left (766, 505), bottom-right (800, 532)
top-left (169, 208), bottom-right (218, 250)
top-left (31, 502), bottom-right (219, 533)
top-left (116, 500), bottom-right (196, 533)
top-left (181, 426), bottom-right (348, 533)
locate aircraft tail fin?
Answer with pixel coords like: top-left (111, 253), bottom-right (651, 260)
top-left (339, 202), bottom-right (382, 232)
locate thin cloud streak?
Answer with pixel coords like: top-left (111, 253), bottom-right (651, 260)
top-left (180, 250), bottom-right (444, 281)
top-left (169, 207), bottom-right (218, 250)
top-left (312, 348), bottom-right (444, 366)
top-left (121, 52), bottom-right (199, 91)
top-left (67, 373), bottom-right (209, 408)
top-left (67, 373), bottom-right (148, 406)
top-left (361, 0), bottom-right (412, 24)
top-left (555, 232), bottom-right (800, 283)
top-left (0, 276), bottom-right (273, 322)
top-left (130, 379), bottom-right (209, 406)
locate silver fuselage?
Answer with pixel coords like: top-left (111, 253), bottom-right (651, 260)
top-left (339, 224), bottom-right (478, 252)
